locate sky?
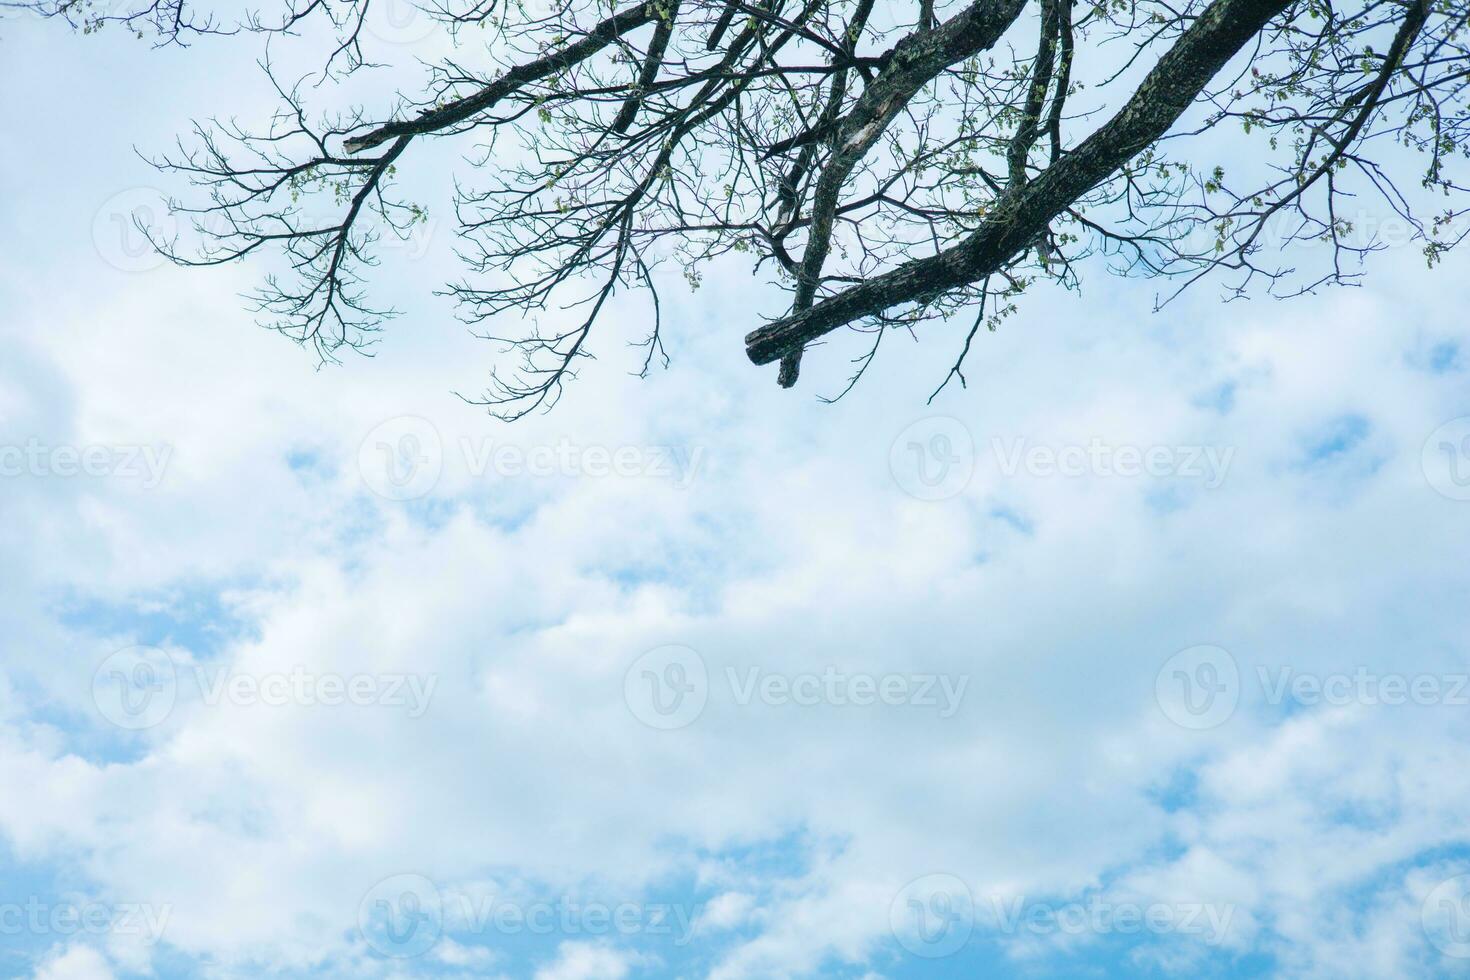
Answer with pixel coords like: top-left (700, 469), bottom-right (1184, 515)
top-left (2, 3), bottom-right (1470, 978)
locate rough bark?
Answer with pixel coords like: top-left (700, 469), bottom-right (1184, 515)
top-left (344, 1), bottom-right (660, 154)
top-left (745, 0), bottom-right (1295, 366)
top-left (778, 0), bottom-right (1027, 384)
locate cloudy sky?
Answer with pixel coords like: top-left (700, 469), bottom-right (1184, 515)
top-left (3, 4), bottom-right (1470, 978)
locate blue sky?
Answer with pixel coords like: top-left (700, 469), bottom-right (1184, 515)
top-left (3, 3), bottom-right (1470, 979)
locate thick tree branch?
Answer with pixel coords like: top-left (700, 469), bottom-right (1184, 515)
top-left (612, 0), bottom-right (682, 134)
top-left (779, 0), bottom-right (1028, 384)
top-left (746, 0), bottom-right (1298, 366)
top-left (63, 0), bottom-right (1466, 412)
top-left (343, 1), bottom-right (661, 153)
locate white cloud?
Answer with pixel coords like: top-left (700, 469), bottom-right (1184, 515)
top-left (3, 19), bottom-right (1470, 980)
top-left (700, 892), bottom-right (757, 932)
top-left (31, 945), bottom-right (114, 980)
top-left (533, 941), bottom-right (640, 980)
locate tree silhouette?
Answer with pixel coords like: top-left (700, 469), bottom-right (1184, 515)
top-left (20, 0), bottom-right (1469, 417)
